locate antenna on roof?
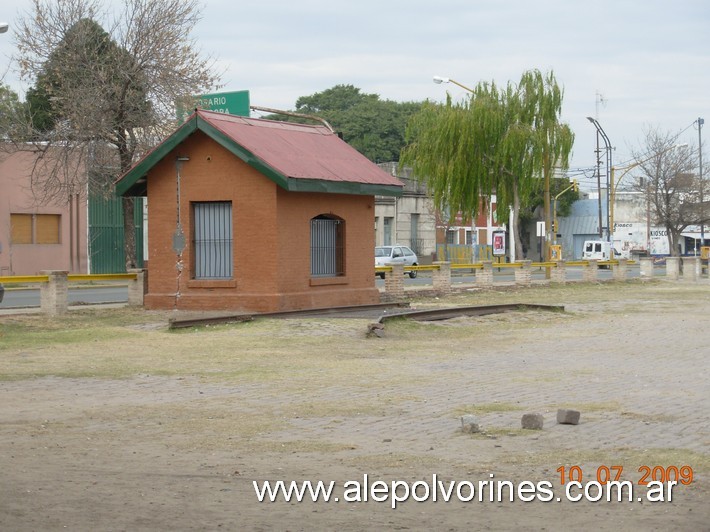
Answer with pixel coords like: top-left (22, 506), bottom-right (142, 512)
top-left (595, 91), bottom-right (607, 119)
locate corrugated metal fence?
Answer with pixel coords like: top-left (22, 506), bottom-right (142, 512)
top-left (89, 196), bottom-right (144, 273)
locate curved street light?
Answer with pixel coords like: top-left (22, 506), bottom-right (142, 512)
top-left (432, 75), bottom-right (486, 260)
top-left (586, 117), bottom-right (613, 241)
top-left (0, 23), bottom-right (9, 34)
top-left (432, 75), bottom-right (475, 94)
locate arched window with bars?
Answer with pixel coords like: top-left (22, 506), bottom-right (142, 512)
top-left (310, 214), bottom-right (344, 277)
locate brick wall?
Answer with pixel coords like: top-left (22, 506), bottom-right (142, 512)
top-left (143, 131), bottom-right (379, 312)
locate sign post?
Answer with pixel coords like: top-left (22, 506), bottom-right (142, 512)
top-left (492, 231), bottom-right (506, 257)
top-left (536, 221), bottom-right (546, 262)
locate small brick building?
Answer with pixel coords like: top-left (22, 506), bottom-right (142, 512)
top-left (116, 110), bottom-right (403, 312)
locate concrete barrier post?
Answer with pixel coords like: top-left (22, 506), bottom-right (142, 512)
top-left (40, 270), bottom-right (69, 316)
top-left (514, 260), bottom-right (532, 287)
top-left (128, 268), bottom-right (147, 306)
top-left (613, 259), bottom-right (628, 281)
top-left (550, 260), bottom-right (566, 284)
top-left (477, 261), bottom-right (494, 287)
top-left (432, 261), bottom-right (451, 295)
top-left (639, 257), bottom-right (654, 278)
top-left (583, 260), bottom-right (599, 282)
top-left (681, 257), bottom-right (700, 281)
top-left (384, 262), bottom-right (405, 299)
top-left (666, 257), bottom-right (679, 280)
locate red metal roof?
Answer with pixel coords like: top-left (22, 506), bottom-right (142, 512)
top-left (198, 110), bottom-right (403, 187)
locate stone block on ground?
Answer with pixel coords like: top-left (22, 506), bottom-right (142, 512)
top-left (460, 415), bottom-right (480, 433)
top-left (521, 413), bottom-right (544, 430)
top-left (367, 322), bottom-right (385, 338)
top-left (556, 409), bottom-right (581, 425)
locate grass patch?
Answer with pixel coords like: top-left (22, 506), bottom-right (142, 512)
top-left (553, 401), bottom-right (622, 413)
top-left (243, 440), bottom-right (357, 454)
top-left (453, 402), bottom-right (524, 417)
top-left (620, 411), bottom-right (677, 423)
top-left (347, 453), bottom-right (448, 470)
top-left (480, 428), bottom-right (532, 437)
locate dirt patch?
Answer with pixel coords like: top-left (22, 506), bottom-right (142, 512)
top-left (1, 281), bottom-right (708, 529)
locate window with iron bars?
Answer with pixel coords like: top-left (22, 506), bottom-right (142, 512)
top-left (310, 215), bottom-right (345, 277)
top-left (192, 201), bottom-right (233, 279)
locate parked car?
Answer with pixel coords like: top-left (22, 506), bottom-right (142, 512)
top-left (0, 283), bottom-right (4, 303)
top-left (375, 245), bottom-right (419, 279)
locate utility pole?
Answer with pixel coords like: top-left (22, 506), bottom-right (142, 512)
top-left (587, 117), bottom-right (612, 241)
top-left (594, 133), bottom-right (603, 238)
top-left (543, 151), bottom-right (551, 261)
top-left (699, 117), bottom-right (705, 246)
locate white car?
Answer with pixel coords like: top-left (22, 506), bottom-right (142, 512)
top-left (375, 245), bottom-right (418, 278)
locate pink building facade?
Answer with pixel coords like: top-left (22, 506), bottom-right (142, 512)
top-left (0, 148), bottom-right (88, 276)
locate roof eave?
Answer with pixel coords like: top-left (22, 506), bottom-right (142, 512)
top-left (286, 178), bottom-right (402, 196)
top-left (115, 115), bottom-right (199, 196)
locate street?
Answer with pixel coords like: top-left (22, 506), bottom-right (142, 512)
top-left (0, 285), bottom-right (128, 309)
top-left (0, 263), bottom-right (658, 310)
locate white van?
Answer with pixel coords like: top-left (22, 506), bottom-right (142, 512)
top-left (582, 240), bottom-right (619, 261)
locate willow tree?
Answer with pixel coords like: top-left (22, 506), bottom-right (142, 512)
top-left (12, 0), bottom-right (219, 269)
top-left (400, 69), bottom-right (573, 260)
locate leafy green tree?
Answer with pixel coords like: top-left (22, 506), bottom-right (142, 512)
top-left (24, 83), bottom-right (56, 133)
top-left (519, 176), bottom-right (580, 243)
top-left (12, 0), bottom-right (219, 269)
top-left (290, 84), bottom-right (422, 162)
top-left (401, 70), bottom-right (573, 259)
top-left (0, 83), bottom-right (26, 139)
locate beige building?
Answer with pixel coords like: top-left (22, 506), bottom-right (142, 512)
top-left (374, 162), bottom-right (437, 262)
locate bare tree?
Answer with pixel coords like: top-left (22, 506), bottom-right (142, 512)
top-left (632, 128), bottom-right (708, 256)
top-left (11, 0), bottom-right (220, 268)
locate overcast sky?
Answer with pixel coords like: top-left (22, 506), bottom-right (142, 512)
top-left (1, 0), bottom-right (708, 189)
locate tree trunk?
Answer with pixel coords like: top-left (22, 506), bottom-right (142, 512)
top-left (117, 129), bottom-right (138, 271)
top-left (123, 196), bottom-right (137, 269)
top-left (512, 177), bottom-right (524, 260)
top-left (667, 227), bottom-right (681, 257)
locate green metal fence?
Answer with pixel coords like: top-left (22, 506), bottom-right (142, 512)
top-left (89, 196), bottom-right (144, 273)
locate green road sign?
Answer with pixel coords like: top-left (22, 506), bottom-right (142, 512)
top-left (178, 90), bottom-right (250, 120)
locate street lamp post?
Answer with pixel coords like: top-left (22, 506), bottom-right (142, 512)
top-left (432, 76), bottom-right (489, 262)
top-left (0, 22), bottom-right (9, 33)
top-left (586, 117), bottom-right (612, 242)
top-left (433, 75), bottom-right (475, 94)
top-left (553, 180), bottom-right (578, 245)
